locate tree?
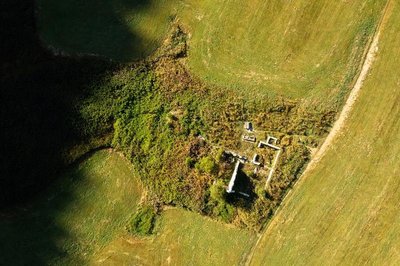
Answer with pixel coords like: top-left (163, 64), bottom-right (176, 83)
top-left (210, 179), bottom-right (226, 202)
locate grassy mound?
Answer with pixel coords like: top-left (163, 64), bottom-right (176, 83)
top-left (250, 1), bottom-right (400, 264)
top-left (0, 150), bottom-right (142, 265)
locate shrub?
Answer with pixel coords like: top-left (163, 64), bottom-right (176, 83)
top-left (209, 180), bottom-right (235, 222)
top-left (215, 148), bottom-right (225, 163)
top-left (214, 201), bottom-right (235, 223)
top-left (195, 156), bottom-right (217, 175)
top-left (185, 157), bottom-right (195, 168)
top-left (210, 179), bottom-right (226, 202)
top-left (129, 206), bottom-right (157, 236)
top-left (255, 184), bottom-right (267, 199)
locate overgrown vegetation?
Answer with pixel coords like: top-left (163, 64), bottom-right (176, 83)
top-left (209, 180), bottom-right (236, 222)
top-left (2, 0), bottom-right (395, 264)
top-left (0, 8), bottom-right (350, 230)
top-left (70, 28), bottom-right (330, 230)
top-left (2, 0), bottom-right (385, 235)
top-left (129, 206), bottom-right (157, 236)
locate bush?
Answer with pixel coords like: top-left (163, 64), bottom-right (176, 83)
top-left (215, 148), bottom-right (225, 163)
top-left (214, 201), bottom-right (235, 223)
top-left (195, 156), bottom-right (217, 175)
top-left (185, 157), bottom-right (195, 168)
top-left (208, 180), bottom-right (235, 222)
top-left (255, 184), bottom-right (267, 199)
top-left (129, 206), bottom-right (157, 236)
top-left (210, 179), bottom-right (226, 202)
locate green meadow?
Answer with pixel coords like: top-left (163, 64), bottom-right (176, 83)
top-left (250, 1), bottom-right (400, 264)
top-left (6, 0), bottom-right (398, 265)
top-left (93, 208), bottom-right (256, 265)
top-left (37, 0), bottom-right (183, 61)
top-left (181, 0), bottom-right (386, 99)
top-left (0, 150), bottom-right (142, 265)
top-left (37, 0), bottom-right (386, 99)
top-left (0, 150), bottom-right (256, 265)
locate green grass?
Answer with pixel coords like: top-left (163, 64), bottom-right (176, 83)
top-left (38, 0), bottom-right (386, 100)
top-left (92, 208), bottom-right (256, 265)
top-left (37, 0), bottom-right (183, 61)
top-left (0, 149), bottom-right (256, 265)
top-left (128, 206), bottom-right (156, 236)
top-left (250, 1), bottom-right (400, 264)
top-left (23, 1), bottom-right (400, 264)
top-left (0, 150), bottom-right (142, 265)
top-left (181, 0), bottom-right (386, 99)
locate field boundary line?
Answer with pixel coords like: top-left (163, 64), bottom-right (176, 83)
top-left (243, 1), bottom-right (393, 265)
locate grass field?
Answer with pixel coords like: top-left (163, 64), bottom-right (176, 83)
top-left (181, 0), bottom-right (386, 99)
top-left (0, 150), bottom-right (143, 265)
top-left (38, 0), bottom-right (386, 99)
top-left (0, 150), bottom-right (256, 265)
top-left (20, 0), bottom-right (400, 264)
top-left (92, 208), bottom-right (256, 265)
top-left (250, 1), bottom-right (400, 264)
top-left (37, 0), bottom-right (183, 61)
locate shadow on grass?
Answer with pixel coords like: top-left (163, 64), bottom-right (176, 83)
top-left (38, 0), bottom-right (165, 61)
top-left (1, 0), bottom-right (161, 206)
top-left (0, 0), bottom-right (150, 264)
top-left (0, 150), bottom-right (104, 265)
top-left (0, 180), bottom-right (83, 265)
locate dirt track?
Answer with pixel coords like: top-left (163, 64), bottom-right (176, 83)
top-left (244, 1), bottom-right (392, 264)
top-left (302, 5), bottom-right (388, 175)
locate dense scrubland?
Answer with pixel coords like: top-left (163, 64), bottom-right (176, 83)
top-left (1, 0), bottom-right (394, 264)
top-left (63, 33), bottom-right (320, 230)
top-left (2, 1), bottom-right (339, 229)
